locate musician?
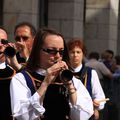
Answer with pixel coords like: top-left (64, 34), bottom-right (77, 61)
top-left (67, 39), bottom-right (106, 120)
top-left (0, 28), bottom-right (8, 65)
top-left (14, 22), bottom-right (36, 64)
top-left (10, 28), bottom-right (94, 120)
top-left (0, 27), bottom-right (16, 120)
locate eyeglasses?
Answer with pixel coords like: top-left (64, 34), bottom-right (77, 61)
top-left (15, 36), bottom-right (29, 42)
top-left (41, 48), bottom-right (64, 55)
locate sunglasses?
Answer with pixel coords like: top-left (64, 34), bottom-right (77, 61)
top-left (42, 48), bottom-right (64, 55)
top-left (15, 36), bottom-right (29, 42)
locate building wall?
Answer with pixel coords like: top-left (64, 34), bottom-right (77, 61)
top-left (118, 1), bottom-right (120, 55)
top-left (84, 0), bottom-right (119, 55)
top-left (109, 0), bottom-right (119, 54)
top-left (3, 0), bottom-right (39, 41)
top-left (2, 0), bottom-right (120, 55)
top-left (48, 0), bottom-right (84, 41)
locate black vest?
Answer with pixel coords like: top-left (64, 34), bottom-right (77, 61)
top-left (21, 70), bottom-right (70, 120)
top-left (0, 65), bottom-right (16, 120)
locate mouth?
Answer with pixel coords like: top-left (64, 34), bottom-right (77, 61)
top-left (54, 60), bottom-right (58, 63)
top-left (52, 59), bottom-right (62, 64)
top-left (73, 59), bottom-right (78, 62)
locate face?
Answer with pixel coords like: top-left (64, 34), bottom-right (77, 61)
top-left (0, 29), bottom-right (7, 40)
top-left (107, 54), bottom-right (113, 62)
top-left (40, 34), bottom-right (64, 69)
top-left (0, 29), bottom-right (8, 62)
top-left (14, 26), bottom-right (34, 52)
top-left (69, 46), bottom-right (83, 68)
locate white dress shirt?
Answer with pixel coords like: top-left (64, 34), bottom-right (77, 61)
top-left (73, 64), bottom-right (106, 110)
top-left (0, 62), bottom-right (6, 69)
top-left (10, 69), bottom-right (94, 120)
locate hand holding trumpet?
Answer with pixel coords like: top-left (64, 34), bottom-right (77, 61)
top-left (45, 60), bottom-right (68, 84)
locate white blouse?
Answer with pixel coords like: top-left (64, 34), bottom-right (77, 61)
top-left (10, 70), bottom-right (94, 120)
top-left (73, 64), bottom-right (106, 110)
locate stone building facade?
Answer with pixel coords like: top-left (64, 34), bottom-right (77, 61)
top-left (1, 0), bottom-right (120, 56)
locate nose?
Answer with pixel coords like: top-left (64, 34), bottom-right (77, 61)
top-left (73, 52), bottom-right (77, 57)
top-left (19, 37), bottom-right (24, 42)
top-left (56, 51), bottom-right (61, 57)
top-left (55, 52), bottom-right (62, 59)
top-left (15, 36), bottom-right (24, 42)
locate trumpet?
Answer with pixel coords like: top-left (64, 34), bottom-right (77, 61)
top-left (0, 39), bottom-right (16, 57)
top-left (1, 39), bottom-right (9, 44)
top-left (60, 69), bottom-right (73, 82)
top-left (53, 60), bottom-right (73, 82)
top-left (4, 46), bottom-right (16, 57)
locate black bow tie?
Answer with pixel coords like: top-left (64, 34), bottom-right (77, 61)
top-left (72, 71), bottom-right (81, 79)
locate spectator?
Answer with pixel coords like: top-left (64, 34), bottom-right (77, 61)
top-left (101, 50), bottom-right (116, 72)
top-left (112, 55), bottom-right (120, 77)
top-left (85, 51), bottom-right (112, 81)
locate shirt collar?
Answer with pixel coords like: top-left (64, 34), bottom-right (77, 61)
top-left (73, 64), bottom-right (83, 72)
top-left (36, 68), bottom-right (47, 76)
top-left (0, 62), bottom-right (6, 69)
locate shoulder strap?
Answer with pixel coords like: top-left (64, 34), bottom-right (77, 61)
top-left (21, 70), bottom-right (36, 95)
top-left (79, 66), bottom-right (89, 82)
top-left (79, 66), bottom-right (92, 96)
top-left (86, 67), bottom-right (92, 97)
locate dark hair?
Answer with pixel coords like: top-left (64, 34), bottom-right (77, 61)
top-left (105, 49), bottom-right (114, 58)
top-left (67, 38), bottom-right (87, 55)
top-left (26, 28), bottom-right (69, 72)
top-left (14, 22), bottom-right (36, 37)
top-left (89, 52), bottom-right (99, 60)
